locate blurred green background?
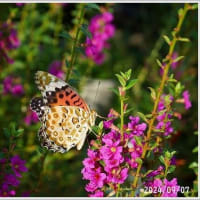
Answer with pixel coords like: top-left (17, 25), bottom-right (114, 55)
top-left (0, 3), bottom-right (197, 196)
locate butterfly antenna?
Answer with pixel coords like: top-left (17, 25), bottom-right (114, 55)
top-left (97, 114), bottom-right (108, 120)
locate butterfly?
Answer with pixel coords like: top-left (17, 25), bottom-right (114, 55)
top-left (30, 71), bottom-right (97, 153)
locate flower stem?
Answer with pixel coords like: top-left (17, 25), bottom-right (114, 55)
top-left (120, 96), bottom-right (124, 142)
top-left (132, 3), bottom-right (190, 194)
top-left (66, 3), bottom-right (85, 82)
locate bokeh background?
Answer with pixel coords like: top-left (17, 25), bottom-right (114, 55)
top-left (0, 3), bottom-right (197, 197)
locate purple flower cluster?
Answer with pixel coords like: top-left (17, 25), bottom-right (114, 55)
top-left (0, 155), bottom-right (28, 197)
top-left (48, 60), bottom-right (65, 80)
top-left (155, 95), bottom-right (174, 136)
top-left (146, 177), bottom-right (180, 197)
top-left (0, 22), bottom-right (20, 64)
top-left (24, 110), bottom-right (39, 125)
top-left (182, 90), bottom-right (192, 110)
top-left (85, 12), bottom-right (115, 65)
top-left (2, 76), bottom-right (24, 96)
top-left (82, 111), bottom-right (147, 196)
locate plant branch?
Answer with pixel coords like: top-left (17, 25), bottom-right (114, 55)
top-left (132, 3), bottom-right (190, 193)
top-left (66, 4), bottom-right (85, 82)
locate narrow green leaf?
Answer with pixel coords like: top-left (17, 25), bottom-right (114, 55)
top-left (137, 112), bottom-right (148, 123)
top-left (80, 24), bottom-right (92, 38)
top-left (159, 155), bottom-right (165, 164)
top-left (148, 87), bottom-right (156, 100)
top-left (115, 74), bottom-right (126, 86)
top-left (168, 165), bottom-right (176, 174)
top-left (156, 59), bottom-right (163, 67)
top-left (109, 88), bottom-right (119, 96)
top-left (134, 136), bottom-right (142, 145)
top-left (125, 79), bottom-right (137, 90)
top-left (163, 35), bottom-right (171, 45)
top-left (59, 32), bottom-right (73, 40)
top-left (191, 4), bottom-right (198, 10)
top-left (125, 69), bottom-right (132, 80)
top-left (189, 162), bottom-right (198, 169)
top-left (178, 37), bottom-right (190, 42)
top-left (85, 3), bottom-right (100, 11)
top-left (15, 129), bottom-right (24, 137)
top-left (173, 56), bottom-right (184, 63)
top-left (98, 121), bottom-right (103, 130)
top-left (135, 158), bottom-right (143, 164)
top-left (192, 146), bottom-right (198, 153)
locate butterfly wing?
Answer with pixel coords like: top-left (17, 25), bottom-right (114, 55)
top-left (41, 106), bottom-right (90, 152)
top-left (30, 97), bottom-right (45, 121)
top-left (35, 71), bottom-right (89, 111)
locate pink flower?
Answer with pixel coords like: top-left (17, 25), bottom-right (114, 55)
top-left (24, 110), bottom-right (39, 125)
top-left (107, 167), bottom-right (128, 184)
top-left (10, 155), bottom-right (28, 178)
top-left (161, 178), bottom-right (180, 197)
top-left (85, 12), bottom-right (115, 65)
top-left (89, 190), bottom-right (104, 197)
top-left (4, 174), bottom-right (20, 187)
top-left (3, 76), bottom-right (24, 97)
top-left (0, 22), bottom-right (20, 64)
top-left (100, 141), bottom-right (122, 160)
top-left (0, 184), bottom-right (16, 197)
top-left (182, 90), bottom-right (192, 110)
top-left (83, 149), bottom-right (98, 169)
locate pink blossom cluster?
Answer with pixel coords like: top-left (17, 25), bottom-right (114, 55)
top-left (85, 12), bottom-right (115, 65)
top-left (145, 177), bottom-right (180, 197)
top-left (2, 76), bottom-right (24, 96)
top-left (81, 111), bottom-right (147, 197)
top-left (0, 22), bottom-right (20, 64)
top-left (0, 155), bottom-right (28, 197)
top-left (182, 90), bottom-right (192, 110)
top-left (24, 110), bottom-right (39, 125)
top-left (155, 95), bottom-right (174, 136)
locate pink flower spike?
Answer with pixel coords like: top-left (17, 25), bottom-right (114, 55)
top-left (182, 90), bottom-right (192, 110)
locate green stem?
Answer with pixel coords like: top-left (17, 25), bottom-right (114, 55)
top-left (66, 4), bottom-right (85, 82)
top-left (132, 3), bottom-right (190, 194)
top-left (120, 96), bottom-right (124, 142)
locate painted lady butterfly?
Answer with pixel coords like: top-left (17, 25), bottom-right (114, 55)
top-left (30, 71), bottom-right (97, 153)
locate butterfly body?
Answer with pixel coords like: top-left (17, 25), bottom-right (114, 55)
top-left (30, 71), bottom-right (96, 153)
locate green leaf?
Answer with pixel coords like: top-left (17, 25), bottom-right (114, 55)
top-left (148, 87), bottom-right (156, 100)
top-left (59, 32), bottom-right (73, 40)
top-left (134, 136), bottom-right (142, 145)
top-left (191, 4), bottom-right (198, 10)
top-left (159, 155), bottom-right (165, 164)
top-left (189, 162), bottom-right (198, 169)
top-left (80, 24), bottom-right (92, 38)
top-left (124, 107), bottom-right (135, 115)
top-left (178, 37), bottom-right (190, 42)
top-left (109, 88), bottom-right (119, 96)
top-left (168, 165), bottom-right (176, 174)
top-left (85, 3), bottom-right (100, 11)
top-left (135, 158), bottom-right (143, 164)
top-left (163, 35), bottom-right (171, 45)
top-left (125, 79), bottom-right (137, 90)
top-left (156, 59), bottom-right (163, 67)
top-left (173, 56), bottom-right (184, 63)
top-left (137, 112), bottom-right (148, 123)
top-left (165, 151), bottom-right (171, 159)
top-left (115, 74), bottom-right (126, 86)
top-left (125, 69), bottom-right (132, 80)
top-left (15, 129), bottom-right (24, 137)
top-left (98, 121), bottom-right (103, 130)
